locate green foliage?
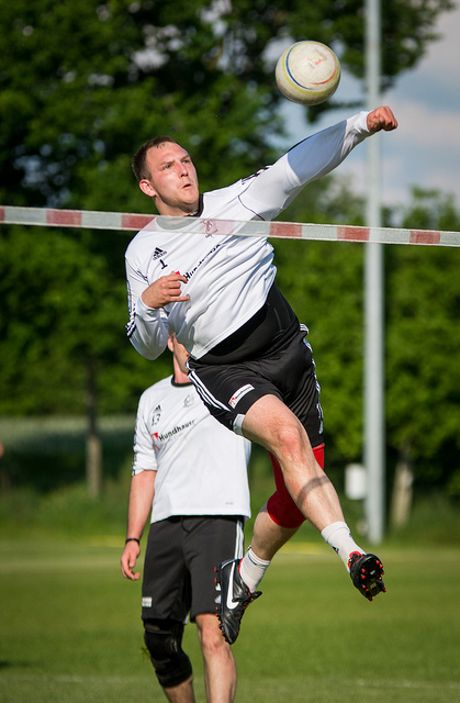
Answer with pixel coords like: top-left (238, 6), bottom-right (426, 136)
top-left (0, 226), bottom-right (169, 415)
top-left (386, 493), bottom-right (460, 544)
top-left (0, 1), bottom-right (458, 495)
top-left (0, 0), bottom-right (280, 208)
top-left (0, 0), bottom-right (454, 206)
top-left (3, 184), bottom-right (459, 495)
top-left (386, 190), bottom-right (460, 489)
top-left (273, 186), bottom-right (460, 493)
top-left (275, 179), bottom-right (367, 461)
top-left (0, 416), bottom-right (134, 491)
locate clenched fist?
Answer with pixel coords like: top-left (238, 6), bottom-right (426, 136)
top-left (367, 106), bottom-right (398, 133)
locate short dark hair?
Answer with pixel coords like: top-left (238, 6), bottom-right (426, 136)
top-left (131, 136), bottom-right (178, 181)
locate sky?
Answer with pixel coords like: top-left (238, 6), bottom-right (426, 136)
top-left (281, 2), bottom-right (460, 209)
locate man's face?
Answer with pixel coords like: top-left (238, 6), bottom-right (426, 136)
top-left (139, 142), bottom-right (200, 216)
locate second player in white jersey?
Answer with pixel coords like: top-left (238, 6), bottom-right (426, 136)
top-left (133, 375), bottom-right (251, 522)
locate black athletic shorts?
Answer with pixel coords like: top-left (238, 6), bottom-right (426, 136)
top-left (188, 283), bottom-right (324, 447)
top-left (141, 516), bottom-right (244, 623)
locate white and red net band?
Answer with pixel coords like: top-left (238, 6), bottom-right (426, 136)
top-left (1, 205), bottom-right (460, 247)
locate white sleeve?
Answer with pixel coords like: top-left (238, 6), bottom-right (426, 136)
top-left (239, 111), bottom-right (371, 217)
top-left (132, 393), bottom-right (158, 475)
top-left (125, 258), bottom-right (169, 361)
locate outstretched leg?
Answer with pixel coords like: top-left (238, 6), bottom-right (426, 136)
top-left (215, 394), bottom-right (385, 643)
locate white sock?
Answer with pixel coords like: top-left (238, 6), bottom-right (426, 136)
top-left (320, 521), bottom-right (364, 570)
top-left (239, 547), bottom-right (271, 592)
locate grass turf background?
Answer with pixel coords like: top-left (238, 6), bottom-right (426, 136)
top-left (1, 538), bottom-right (459, 703)
top-left (1, 428), bottom-right (459, 702)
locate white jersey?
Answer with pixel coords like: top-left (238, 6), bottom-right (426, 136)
top-left (132, 375), bottom-right (251, 522)
top-left (126, 112), bottom-right (371, 360)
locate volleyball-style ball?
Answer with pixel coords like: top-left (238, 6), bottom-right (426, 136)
top-left (275, 41), bottom-right (341, 105)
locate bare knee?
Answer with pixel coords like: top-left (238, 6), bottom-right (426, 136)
top-left (196, 615), bottom-right (231, 658)
top-left (270, 422), bottom-right (312, 468)
top-left (243, 396), bottom-right (313, 468)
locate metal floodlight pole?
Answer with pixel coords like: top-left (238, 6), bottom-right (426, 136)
top-left (364, 0), bottom-right (385, 543)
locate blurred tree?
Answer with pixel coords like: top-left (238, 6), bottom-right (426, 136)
top-left (0, 0), bottom-right (456, 494)
top-left (0, 225), bottom-right (170, 415)
top-left (0, 0), bottom-right (454, 211)
top-left (0, 226), bottom-right (168, 495)
top-left (273, 185), bottom-right (460, 502)
top-left (386, 190), bottom-right (460, 497)
top-left (275, 178), bottom-right (368, 464)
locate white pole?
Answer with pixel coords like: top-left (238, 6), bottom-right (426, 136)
top-left (364, 0), bottom-right (385, 543)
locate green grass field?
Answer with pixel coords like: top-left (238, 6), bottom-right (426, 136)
top-left (1, 538), bottom-right (459, 703)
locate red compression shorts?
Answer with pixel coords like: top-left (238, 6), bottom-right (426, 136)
top-left (266, 444), bottom-right (325, 528)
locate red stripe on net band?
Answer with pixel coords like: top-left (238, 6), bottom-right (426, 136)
top-left (0, 205), bottom-right (459, 247)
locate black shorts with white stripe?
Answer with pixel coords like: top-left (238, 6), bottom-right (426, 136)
top-left (142, 516), bottom-right (245, 622)
top-left (187, 285), bottom-right (323, 444)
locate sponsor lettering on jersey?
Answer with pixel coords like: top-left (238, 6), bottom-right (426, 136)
top-left (228, 384), bottom-right (255, 409)
top-left (151, 419), bottom-right (195, 445)
top-left (183, 242), bottom-right (223, 281)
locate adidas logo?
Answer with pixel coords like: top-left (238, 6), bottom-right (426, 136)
top-left (152, 247), bottom-right (167, 260)
top-left (151, 404), bottom-right (161, 426)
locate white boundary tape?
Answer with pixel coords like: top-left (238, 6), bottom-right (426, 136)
top-left (1, 204), bottom-right (460, 247)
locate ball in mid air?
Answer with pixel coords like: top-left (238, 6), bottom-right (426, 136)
top-left (275, 40), bottom-right (341, 105)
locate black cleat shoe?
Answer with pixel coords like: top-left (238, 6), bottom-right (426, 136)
top-left (348, 552), bottom-right (386, 602)
top-left (215, 558), bottom-right (262, 644)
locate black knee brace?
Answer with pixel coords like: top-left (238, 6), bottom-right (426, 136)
top-left (144, 619), bottom-right (192, 689)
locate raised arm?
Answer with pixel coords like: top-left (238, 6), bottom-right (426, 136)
top-left (366, 105), bottom-right (398, 133)
top-left (240, 106), bottom-right (397, 218)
